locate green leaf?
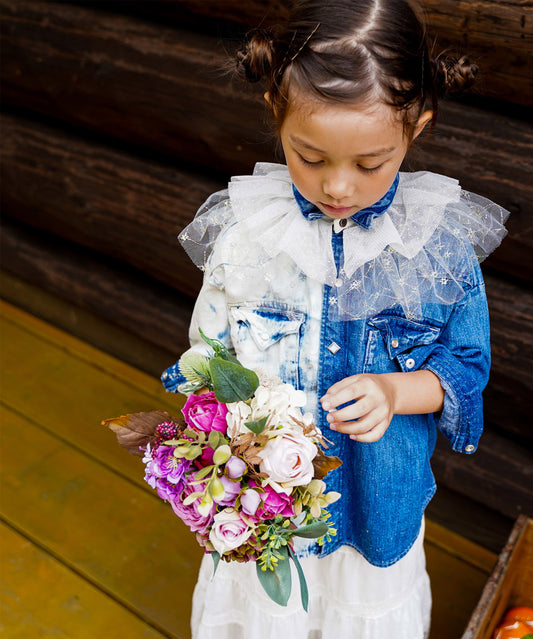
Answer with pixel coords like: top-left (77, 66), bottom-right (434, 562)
top-left (288, 548), bottom-right (309, 612)
top-left (292, 521), bottom-right (329, 539)
top-left (194, 465), bottom-right (214, 481)
top-left (256, 546), bottom-right (291, 607)
top-left (198, 329), bottom-right (240, 364)
top-left (208, 358), bottom-right (259, 403)
top-left (211, 551), bottom-right (221, 576)
top-left (208, 430), bottom-right (224, 450)
top-left (245, 415), bottom-right (268, 434)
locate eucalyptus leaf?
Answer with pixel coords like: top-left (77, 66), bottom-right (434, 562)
top-left (211, 551), bottom-right (221, 576)
top-left (209, 358), bottom-right (259, 403)
top-left (256, 547), bottom-right (291, 607)
top-left (289, 548), bottom-right (309, 612)
top-left (208, 430), bottom-right (224, 450)
top-left (245, 415), bottom-right (269, 435)
top-left (292, 521), bottom-right (329, 539)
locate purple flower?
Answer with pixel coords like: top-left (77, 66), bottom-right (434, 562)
top-left (240, 488), bottom-right (261, 517)
top-left (143, 444), bottom-right (191, 497)
top-left (170, 479), bottom-right (215, 535)
top-left (213, 475), bottom-right (241, 507)
top-left (225, 456), bottom-right (247, 479)
top-left (182, 392), bottom-right (228, 433)
top-left (258, 484), bottom-right (294, 519)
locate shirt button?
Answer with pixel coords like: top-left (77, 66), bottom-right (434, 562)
top-left (391, 338), bottom-right (399, 349)
top-left (405, 358), bottom-right (415, 369)
top-left (465, 444), bottom-right (475, 453)
top-left (334, 278), bottom-right (343, 287)
top-left (327, 342), bottom-right (341, 354)
top-left (260, 332), bottom-right (269, 340)
top-left (339, 218), bottom-right (347, 228)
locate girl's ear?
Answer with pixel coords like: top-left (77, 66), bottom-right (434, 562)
top-left (412, 110), bottom-right (433, 140)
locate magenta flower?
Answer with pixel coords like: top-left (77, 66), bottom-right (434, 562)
top-left (258, 484), bottom-right (295, 519)
top-left (182, 392), bottom-right (228, 433)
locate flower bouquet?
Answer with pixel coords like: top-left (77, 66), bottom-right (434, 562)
top-left (103, 331), bottom-right (342, 610)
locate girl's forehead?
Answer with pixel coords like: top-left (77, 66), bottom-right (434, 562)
top-left (281, 98), bottom-right (406, 150)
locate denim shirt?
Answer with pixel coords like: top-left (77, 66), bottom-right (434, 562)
top-left (162, 166), bottom-right (502, 567)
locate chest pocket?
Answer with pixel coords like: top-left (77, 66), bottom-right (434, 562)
top-left (228, 304), bottom-right (305, 385)
top-left (365, 315), bottom-right (443, 373)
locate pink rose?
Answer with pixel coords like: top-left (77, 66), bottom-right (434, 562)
top-left (257, 429), bottom-right (317, 487)
top-left (258, 484), bottom-right (294, 519)
top-left (182, 392), bottom-right (228, 433)
top-left (209, 508), bottom-right (255, 555)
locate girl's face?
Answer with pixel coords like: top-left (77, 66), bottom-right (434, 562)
top-left (280, 98), bottom-right (430, 219)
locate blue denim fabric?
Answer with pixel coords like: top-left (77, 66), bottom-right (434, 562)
top-left (162, 186), bottom-right (491, 567)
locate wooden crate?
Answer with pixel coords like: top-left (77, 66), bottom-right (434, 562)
top-left (462, 515), bottom-right (533, 638)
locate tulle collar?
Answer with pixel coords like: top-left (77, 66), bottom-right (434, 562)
top-left (292, 173), bottom-right (400, 230)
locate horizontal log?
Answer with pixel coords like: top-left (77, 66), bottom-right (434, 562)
top-left (0, 112), bottom-right (212, 297)
top-left (2, 210), bottom-right (532, 443)
top-left (432, 428), bottom-right (533, 520)
top-left (2, 2), bottom-right (532, 229)
top-left (0, 218), bottom-right (194, 357)
top-left (2, 218), bottom-right (531, 520)
top-left (78, 0), bottom-right (533, 106)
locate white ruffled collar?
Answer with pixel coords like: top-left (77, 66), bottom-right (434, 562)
top-left (227, 162), bottom-right (461, 288)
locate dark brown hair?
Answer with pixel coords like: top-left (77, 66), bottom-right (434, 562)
top-left (236, 0), bottom-right (477, 133)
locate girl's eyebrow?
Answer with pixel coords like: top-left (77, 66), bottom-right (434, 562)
top-left (289, 135), bottom-right (396, 157)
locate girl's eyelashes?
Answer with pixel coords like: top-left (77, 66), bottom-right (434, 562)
top-left (298, 154), bottom-right (323, 167)
top-left (358, 164), bottom-right (384, 174)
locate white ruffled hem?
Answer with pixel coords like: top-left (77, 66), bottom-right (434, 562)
top-left (191, 523), bottom-right (431, 639)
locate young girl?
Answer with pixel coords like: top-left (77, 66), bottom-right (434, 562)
top-left (162, 1), bottom-right (508, 636)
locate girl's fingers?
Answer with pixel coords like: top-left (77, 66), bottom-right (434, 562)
top-left (321, 376), bottom-right (365, 410)
top-left (326, 398), bottom-right (371, 424)
top-left (349, 420), bottom-right (389, 443)
top-left (329, 409), bottom-right (382, 435)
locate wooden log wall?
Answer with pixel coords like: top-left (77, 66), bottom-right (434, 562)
top-left (1, 0), bottom-right (532, 522)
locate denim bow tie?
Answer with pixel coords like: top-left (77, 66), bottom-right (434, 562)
top-left (293, 173), bottom-right (400, 230)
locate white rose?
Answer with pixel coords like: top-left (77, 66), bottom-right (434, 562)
top-left (208, 508), bottom-right (255, 555)
top-left (257, 429), bottom-right (317, 488)
top-left (250, 381), bottom-right (307, 427)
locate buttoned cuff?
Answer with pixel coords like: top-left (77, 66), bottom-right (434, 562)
top-left (161, 360), bottom-right (186, 393)
top-left (420, 344), bottom-right (483, 454)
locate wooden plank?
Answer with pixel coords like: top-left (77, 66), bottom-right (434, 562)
top-left (1, 111), bottom-right (531, 291)
top-left (0, 299), bottom-right (184, 492)
top-left (1, 1), bottom-right (532, 209)
top-left (425, 520), bottom-right (497, 639)
top-left (0, 521), bottom-right (169, 639)
top-left (78, 0), bottom-right (533, 106)
top-left (0, 405), bottom-right (203, 638)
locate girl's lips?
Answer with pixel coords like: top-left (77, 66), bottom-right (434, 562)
top-left (320, 203), bottom-right (355, 217)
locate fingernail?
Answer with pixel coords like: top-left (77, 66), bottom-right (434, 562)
top-left (322, 401), bottom-right (330, 411)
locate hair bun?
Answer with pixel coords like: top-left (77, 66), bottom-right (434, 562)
top-left (434, 54), bottom-right (478, 96)
top-left (236, 29), bottom-right (276, 83)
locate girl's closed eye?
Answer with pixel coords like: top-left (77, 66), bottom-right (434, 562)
top-left (358, 163), bottom-right (384, 175)
top-left (298, 154), bottom-right (323, 167)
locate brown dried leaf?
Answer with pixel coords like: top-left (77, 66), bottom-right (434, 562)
top-left (313, 449), bottom-right (343, 480)
top-left (102, 410), bottom-right (183, 456)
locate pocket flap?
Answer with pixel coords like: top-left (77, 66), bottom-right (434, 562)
top-left (229, 305), bottom-right (304, 351)
top-left (368, 315), bottom-right (442, 359)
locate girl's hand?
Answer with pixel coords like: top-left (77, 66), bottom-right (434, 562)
top-left (320, 370), bottom-right (445, 443)
top-left (321, 374), bottom-right (396, 443)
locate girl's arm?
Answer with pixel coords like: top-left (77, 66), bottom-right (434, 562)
top-left (321, 370), bottom-right (444, 443)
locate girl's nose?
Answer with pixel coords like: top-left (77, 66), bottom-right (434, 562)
top-left (322, 170), bottom-right (355, 201)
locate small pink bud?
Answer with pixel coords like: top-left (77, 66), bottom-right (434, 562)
top-left (225, 455), bottom-right (247, 479)
top-left (241, 488), bottom-right (261, 516)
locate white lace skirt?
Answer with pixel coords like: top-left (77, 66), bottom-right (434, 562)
top-left (191, 520), bottom-right (431, 639)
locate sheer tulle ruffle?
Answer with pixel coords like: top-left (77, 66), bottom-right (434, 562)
top-left (179, 163), bottom-right (509, 320)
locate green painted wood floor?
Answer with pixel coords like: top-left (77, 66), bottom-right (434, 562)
top-left (0, 300), bottom-right (497, 638)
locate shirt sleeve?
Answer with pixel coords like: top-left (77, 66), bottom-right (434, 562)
top-left (418, 273), bottom-right (491, 454)
top-left (161, 261), bottom-right (231, 393)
